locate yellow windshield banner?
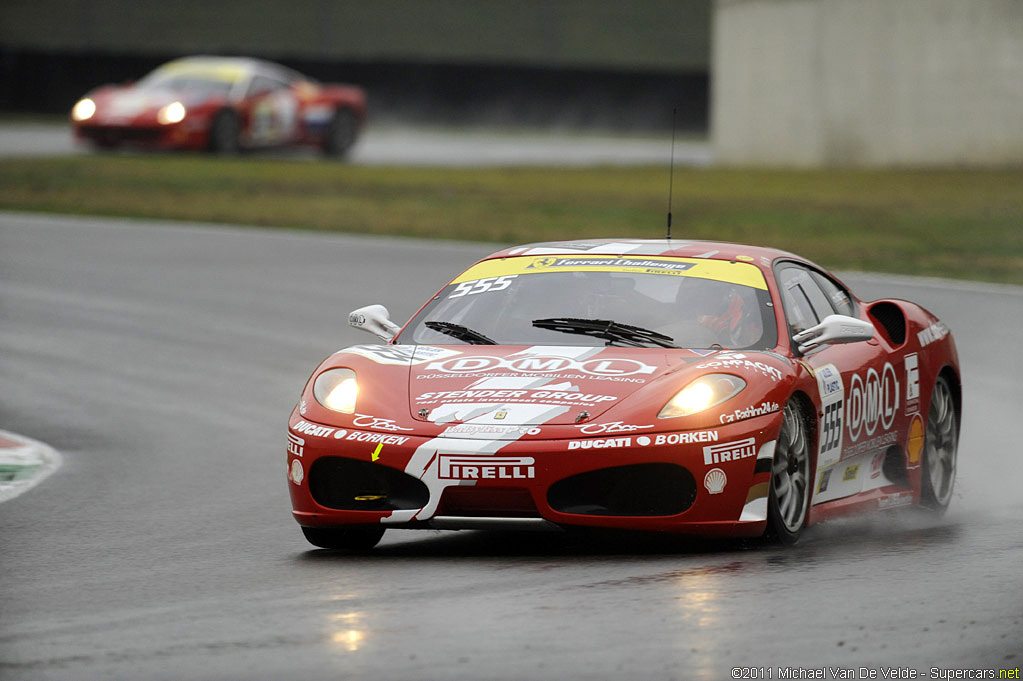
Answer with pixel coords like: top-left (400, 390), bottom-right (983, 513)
top-left (158, 62), bottom-right (244, 82)
top-left (451, 255), bottom-right (768, 290)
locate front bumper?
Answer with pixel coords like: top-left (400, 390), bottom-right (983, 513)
top-left (74, 120), bottom-right (209, 150)
top-left (286, 413), bottom-right (782, 538)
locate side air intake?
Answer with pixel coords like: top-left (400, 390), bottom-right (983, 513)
top-left (868, 301), bottom-right (907, 346)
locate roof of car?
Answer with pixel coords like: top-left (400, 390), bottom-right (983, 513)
top-left (157, 56), bottom-right (304, 82)
top-left (485, 239), bottom-right (804, 266)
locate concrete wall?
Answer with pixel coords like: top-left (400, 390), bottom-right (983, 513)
top-left (712, 0), bottom-right (1023, 166)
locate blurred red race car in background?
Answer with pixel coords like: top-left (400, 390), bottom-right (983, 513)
top-left (70, 56), bottom-right (366, 157)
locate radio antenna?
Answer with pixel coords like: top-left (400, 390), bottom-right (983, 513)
top-left (666, 107), bottom-right (677, 240)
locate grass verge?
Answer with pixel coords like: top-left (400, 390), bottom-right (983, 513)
top-left (0, 155), bottom-right (1020, 284)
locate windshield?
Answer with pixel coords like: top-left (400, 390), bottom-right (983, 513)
top-left (398, 255), bottom-right (778, 350)
top-left (138, 64), bottom-right (241, 98)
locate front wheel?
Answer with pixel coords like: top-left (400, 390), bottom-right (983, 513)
top-left (766, 400), bottom-right (812, 544)
top-left (208, 110), bottom-right (241, 154)
top-left (302, 525), bottom-right (385, 550)
top-left (920, 376), bottom-right (958, 512)
top-left (322, 109), bottom-right (358, 158)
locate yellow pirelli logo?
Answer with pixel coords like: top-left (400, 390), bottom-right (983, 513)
top-left (451, 255), bottom-right (768, 290)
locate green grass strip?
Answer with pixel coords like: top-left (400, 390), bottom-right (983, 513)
top-left (1, 155), bottom-right (1020, 284)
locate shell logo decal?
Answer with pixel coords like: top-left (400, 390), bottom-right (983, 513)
top-left (907, 414), bottom-right (925, 465)
top-left (704, 468), bottom-right (727, 495)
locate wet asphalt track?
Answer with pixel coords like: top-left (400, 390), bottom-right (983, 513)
top-left (1, 212), bottom-right (1021, 680)
top-left (0, 122), bottom-right (709, 166)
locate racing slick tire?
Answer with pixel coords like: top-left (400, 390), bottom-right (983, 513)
top-left (322, 108), bottom-right (358, 158)
top-left (301, 525), bottom-right (385, 550)
top-left (208, 110), bottom-right (241, 154)
top-left (919, 375), bottom-right (958, 513)
top-left (766, 399), bottom-right (812, 545)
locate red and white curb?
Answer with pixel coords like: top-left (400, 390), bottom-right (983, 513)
top-left (0, 429), bottom-right (61, 503)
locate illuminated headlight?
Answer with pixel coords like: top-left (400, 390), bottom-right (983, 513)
top-left (658, 374), bottom-right (746, 419)
top-left (313, 368), bottom-right (358, 414)
top-left (157, 101), bottom-right (186, 125)
top-left (71, 98), bottom-right (96, 122)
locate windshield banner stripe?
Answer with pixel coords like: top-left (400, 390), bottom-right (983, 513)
top-left (451, 255), bottom-right (768, 290)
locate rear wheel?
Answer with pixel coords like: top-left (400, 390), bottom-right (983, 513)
top-left (301, 525), bottom-right (385, 550)
top-left (920, 376), bottom-right (957, 512)
top-left (766, 400), bottom-right (811, 544)
top-left (322, 109), bottom-right (358, 158)
top-left (208, 110), bottom-right (240, 154)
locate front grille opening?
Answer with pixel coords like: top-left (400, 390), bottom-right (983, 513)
top-left (436, 487), bottom-right (540, 518)
top-left (547, 463), bottom-right (696, 517)
top-left (309, 457), bottom-right (429, 511)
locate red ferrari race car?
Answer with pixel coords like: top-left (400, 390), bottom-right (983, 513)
top-left (287, 239), bottom-right (960, 549)
top-left (70, 56), bottom-right (366, 157)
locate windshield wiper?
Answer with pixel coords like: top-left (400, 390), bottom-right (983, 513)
top-left (532, 317), bottom-right (680, 349)
top-left (424, 320), bottom-right (496, 345)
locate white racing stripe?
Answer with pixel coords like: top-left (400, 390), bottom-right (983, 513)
top-left (385, 345), bottom-right (597, 523)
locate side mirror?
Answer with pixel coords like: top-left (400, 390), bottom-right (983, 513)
top-left (349, 304), bottom-right (401, 341)
top-left (792, 314), bottom-right (874, 354)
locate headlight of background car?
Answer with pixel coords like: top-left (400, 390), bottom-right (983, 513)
top-left (313, 368), bottom-right (358, 414)
top-left (658, 374), bottom-right (746, 419)
top-left (71, 98), bottom-right (96, 121)
top-left (157, 101), bottom-right (186, 125)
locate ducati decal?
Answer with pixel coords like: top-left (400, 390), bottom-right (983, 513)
top-left (568, 430), bottom-right (719, 450)
top-left (292, 420), bottom-right (336, 438)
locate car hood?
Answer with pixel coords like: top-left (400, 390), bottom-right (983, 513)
top-left (92, 86), bottom-right (214, 120)
top-left (321, 344), bottom-right (793, 439)
top-left (406, 345), bottom-right (679, 426)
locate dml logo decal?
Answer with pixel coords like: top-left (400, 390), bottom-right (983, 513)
top-left (846, 363), bottom-right (899, 442)
top-left (426, 355), bottom-right (656, 377)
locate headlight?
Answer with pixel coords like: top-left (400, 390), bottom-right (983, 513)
top-left (658, 374), bottom-right (746, 419)
top-left (71, 98), bottom-right (96, 121)
top-left (313, 368), bottom-right (358, 414)
top-left (157, 101), bottom-right (186, 125)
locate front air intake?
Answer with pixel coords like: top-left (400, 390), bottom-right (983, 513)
top-left (547, 463), bottom-right (696, 517)
top-left (309, 457), bottom-right (429, 511)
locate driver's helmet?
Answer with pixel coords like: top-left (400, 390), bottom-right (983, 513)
top-left (676, 277), bottom-right (758, 346)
